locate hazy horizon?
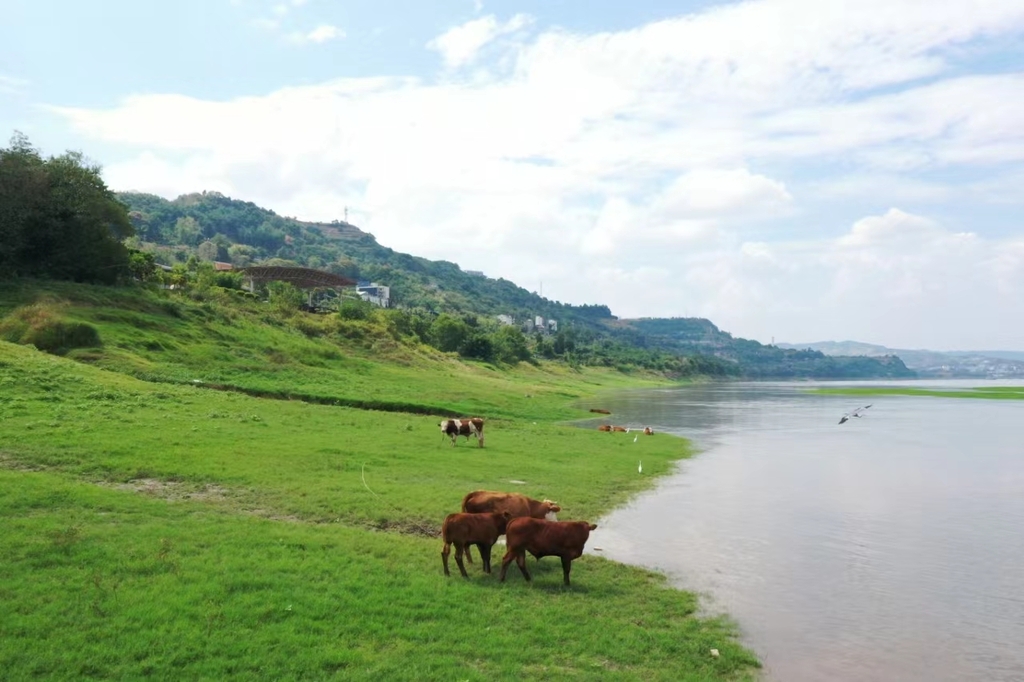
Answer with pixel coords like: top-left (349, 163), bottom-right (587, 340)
top-left (3, 0), bottom-right (1023, 349)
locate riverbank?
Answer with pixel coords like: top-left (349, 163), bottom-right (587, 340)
top-left (811, 385), bottom-right (1024, 400)
top-left (0, 340), bottom-right (760, 680)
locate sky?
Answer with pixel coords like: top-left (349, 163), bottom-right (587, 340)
top-left (2, 0), bottom-right (1024, 351)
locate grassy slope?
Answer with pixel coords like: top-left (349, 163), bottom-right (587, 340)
top-left (0, 283), bottom-right (759, 680)
top-left (811, 386), bottom-right (1024, 400)
top-left (0, 279), bottom-right (663, 421)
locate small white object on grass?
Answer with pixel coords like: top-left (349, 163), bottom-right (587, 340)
top-left (633, 435), bottom-right (638, 443)
top-left (710, 649), bottom-right (720, 658)
top-left (638, 460), bottom-right (643, 474)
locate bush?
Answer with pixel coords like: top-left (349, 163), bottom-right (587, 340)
top-left (339, 299), bottom-right (373, 321)
top-left (0, 302), bottom-right (101, 355)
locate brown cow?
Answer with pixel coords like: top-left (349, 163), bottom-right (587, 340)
top-left (589, 408), bottom-right (611, 415)
top-left (460, 490), bottom-right (561, 563)
top-left (499, 518), bottom-right (598, 586)
top-left (439, 417), bottom-right (485, 447)
top-left (441, 511), bottom-right (511, 577)
top-left (597, 424), bottom-right (612, 432)
top-left (643, 426), bottom-right (654, 435)
top-left (611, 425), bottom-right (628, 432)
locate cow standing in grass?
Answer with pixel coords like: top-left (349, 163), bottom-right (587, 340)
top-left (441, 511), bottom-right (511, 577)
top-left (459, 490), bottom-right (560, 564)
top-left (499, 518), bottom-right (598, 586)
top-left (439, 417), bottom-right (485, 448)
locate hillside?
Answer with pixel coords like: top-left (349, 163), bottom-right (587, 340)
top-left (119, 190), bottom-right (913, 380)
top-left (0, 322), bottom-right (760, 680)
top-left (778, 340), bottom-right (1024, 379)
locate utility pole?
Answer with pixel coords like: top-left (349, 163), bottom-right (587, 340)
top-left (344, 206), bottom-right (349, 223)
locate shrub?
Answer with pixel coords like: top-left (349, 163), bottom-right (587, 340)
top-left (0, 302), bottom-right (101, 355)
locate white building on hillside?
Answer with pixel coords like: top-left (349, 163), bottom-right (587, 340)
top-left (356, 281), bottom-right (391, 308)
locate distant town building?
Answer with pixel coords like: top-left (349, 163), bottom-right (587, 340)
top-left (547, 319), bottom-right (558, 333)
top-left (213, 261), bottom-right (234, 271)
top-left (356, 281), bottom-right (391, 308)
top-left (496, 314), bottom-right (515, 326)
top-left (524, 319), bottom-right (535, 333)
top-left (535, 316), bottom-right (545, 329)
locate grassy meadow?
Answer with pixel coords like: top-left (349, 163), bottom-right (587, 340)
top-left (0, 282), bottom-right (759, 680)
top-left (811, 385), bottom-right (1024, 400)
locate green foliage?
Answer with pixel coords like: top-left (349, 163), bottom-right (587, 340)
top-left (429, 313), bottom-right (470, 353)
top-left (625, 318), bottom-right (915, 379)
top-left (339, 298), bottom-right (373, 320)
top-left (493, 325), bottom-right (531, 364)
top-left (266, 281), bottom-right (304, 314)
top-left (0, 300), bottom-right (101, 354)
top-left (0, 132), bottom-right (133, 284)
top-left (114, 190), bottom-right (913, 379)
top-left (127, 249), bottom-right (156, 282)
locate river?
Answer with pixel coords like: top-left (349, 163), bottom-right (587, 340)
top-left (587, 380), bottom-right (1024, 682)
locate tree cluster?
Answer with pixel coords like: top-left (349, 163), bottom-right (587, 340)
top-left (1, 133), bottom-right (134, 284)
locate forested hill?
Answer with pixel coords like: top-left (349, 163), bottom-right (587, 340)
top-left (118, 190), bottom-right (914, 379)
top-left (119, 191), bottom-right (613, 328)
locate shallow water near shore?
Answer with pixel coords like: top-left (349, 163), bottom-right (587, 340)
top-left (589, 380), bottom-right (1024, 682)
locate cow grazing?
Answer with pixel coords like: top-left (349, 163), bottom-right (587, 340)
top-left (611, 425), bottom-right (628, 432)
top-left (589, 408), bottom-right (612, 415)
top-left (499, 518), bottom-right (598, 586)
top-left (441, 511), bottom-right (511, 577)
top-left (460, 490), bottom-right (561, 563)
top-left (461, 490), bottom-right (560, 520)
top-left (597, 424), bottom-right (612, 432)
top-left (643, 427), bottom-right (654, 435)
top-left (439, 417), bottom-right (485, 448)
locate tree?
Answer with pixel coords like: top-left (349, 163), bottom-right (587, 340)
top-left (127, 249), bottom-right (157, 281)
top-left (197, 240), bottom-right (218, 261)
top-left (429, 314), bottom-right (470, 353)
top-left (174, 216), bottom-right (202, 245)
top-left (493, 326), bottom-right (531, 364)
top-left (0, 132), bottom-right (134, 283)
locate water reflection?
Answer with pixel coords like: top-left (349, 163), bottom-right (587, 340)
top-left (588, 381), bottom-right (1024, 682)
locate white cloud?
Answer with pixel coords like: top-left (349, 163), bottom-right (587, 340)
top-left (427, 14), bottom-right (532, 68)
top-left (287, 24), bottom-right (344, 45)
top-left (48, 0), bottom-right (1024, 348)
top-left (0, 74), bottom-right (29, 94)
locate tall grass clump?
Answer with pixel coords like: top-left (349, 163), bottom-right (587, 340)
top-left (0, 300), bottom-right (101, 355)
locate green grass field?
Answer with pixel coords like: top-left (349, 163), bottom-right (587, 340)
top-left (0, 282), bottom-right (759, 680)
top-left (811, 385), bottom-right (1024, 400)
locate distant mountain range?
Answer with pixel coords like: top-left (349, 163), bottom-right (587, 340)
top-left (776, 341), bottom-right (1024, 378)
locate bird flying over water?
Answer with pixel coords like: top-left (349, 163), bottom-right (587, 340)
top-left (838, 404), bottom-right (873, 424)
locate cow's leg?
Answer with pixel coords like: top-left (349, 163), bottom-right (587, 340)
top-left (561, 556), bottom-right (573, 586)
top-left (464, 543), bottom-right (474, 564)
top-left (479, 543), bottom-right (493, 573)
top-left (516, 551), bottom-right (531, 582)
top-left (454, 543), bottom-right (469, 578)
top-left (442, 541), bottom-right (451, 577)
top-left (499, 549), bottom-right (515, 582)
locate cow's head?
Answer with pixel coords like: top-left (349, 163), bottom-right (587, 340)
top-left (543, 500), bottom-right (561, 521)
